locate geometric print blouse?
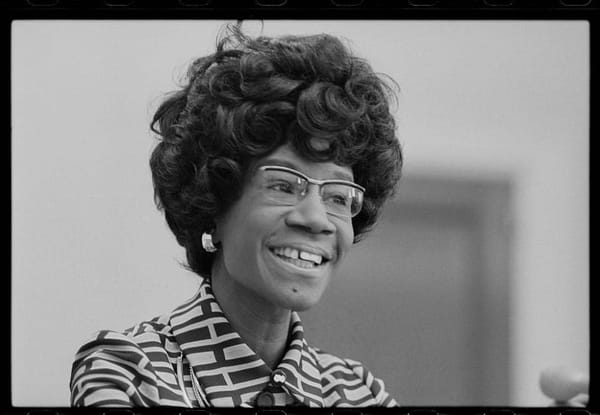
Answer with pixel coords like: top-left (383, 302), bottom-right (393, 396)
top-left (70, 278), bottom-right (398, 407)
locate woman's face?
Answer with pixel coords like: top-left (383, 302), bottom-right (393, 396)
top-left (213, 143), bottom-right (355, 312)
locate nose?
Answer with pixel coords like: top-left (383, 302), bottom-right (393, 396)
top-left (284, 185), bottom-right (336, 234)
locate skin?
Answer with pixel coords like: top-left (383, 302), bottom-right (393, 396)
top-left (210, 142), bottom-right (355, 369)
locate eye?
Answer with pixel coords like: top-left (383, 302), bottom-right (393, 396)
top-left (325, 192), bottom-right (351, 207)
top-left (267, 180), bottom-right (295, 194)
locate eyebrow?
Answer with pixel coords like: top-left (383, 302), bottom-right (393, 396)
top-left (256, 158), bottom-right (355, 182)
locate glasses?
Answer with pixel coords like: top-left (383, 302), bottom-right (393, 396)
top-left (255, 165), bottom-right (365, 218)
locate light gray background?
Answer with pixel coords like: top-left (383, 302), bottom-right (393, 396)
top-left (12, 20), bottom-right (589, 406)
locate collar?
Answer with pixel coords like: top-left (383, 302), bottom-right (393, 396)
top-left (169, 279), bottom-right (324, 407)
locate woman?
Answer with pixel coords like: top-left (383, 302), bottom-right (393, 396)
top-left (70, 24), bottom-right (402, 408)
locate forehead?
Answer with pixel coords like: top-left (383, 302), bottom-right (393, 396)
top-left (254, 144), bottom-right (355, 181)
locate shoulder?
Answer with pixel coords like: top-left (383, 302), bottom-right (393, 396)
top-left (310, 347), bottom-right (398, 407)
top-left (73, 314), bottom-right (173, 365)
top-left (70, 314), bottom-right (179, 407)
top-left (73, 313), bottom-right (176, 371)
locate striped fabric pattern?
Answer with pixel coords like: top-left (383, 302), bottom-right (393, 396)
top-left (70, 279), bottom-right (398, 408)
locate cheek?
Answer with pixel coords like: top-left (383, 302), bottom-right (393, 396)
top-left (336, 220), bottom-right (355, 262)
top-left (221, 207), bottom-right (273, 271)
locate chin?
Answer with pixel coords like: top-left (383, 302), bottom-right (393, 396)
top-left (277, 287), bottom-right (325, 312)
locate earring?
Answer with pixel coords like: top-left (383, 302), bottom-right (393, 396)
top-left (201, 232), bottom-right (218, 253)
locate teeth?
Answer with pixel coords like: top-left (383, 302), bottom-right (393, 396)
top-left (282, 257), bottom-right (315, 269)
top-left (274, 247), bottom-right (299, 259)
top-left (299, 251), bottom-right (323, 265)
top-left (272, 247), bottom-right (324, 265)
top-left (283, 247), bottom-right (299, 259)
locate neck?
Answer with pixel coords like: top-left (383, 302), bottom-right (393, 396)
top-left (210, 260), bottom-right (291, 369)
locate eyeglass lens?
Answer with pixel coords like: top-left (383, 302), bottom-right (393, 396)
top-left (258, 168), bottom-right (363, 217)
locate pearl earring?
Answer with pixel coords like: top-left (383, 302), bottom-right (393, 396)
top-left (201, 232), bottom-right (218, 253)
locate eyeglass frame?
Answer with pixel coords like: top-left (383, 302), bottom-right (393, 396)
top-left (255, 165), bottom-right (366, 218)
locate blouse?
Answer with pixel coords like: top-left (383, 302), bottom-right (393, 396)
top-left (70, 278), bottom-right (397, 408)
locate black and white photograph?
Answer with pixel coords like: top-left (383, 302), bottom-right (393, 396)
top-left (11, 19), bottom-right (589, 408)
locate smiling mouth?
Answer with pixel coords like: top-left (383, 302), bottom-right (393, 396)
top-left (268, 247), bottom-right (330, 269)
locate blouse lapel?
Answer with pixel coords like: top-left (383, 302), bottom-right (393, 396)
top-left (169, 280), bottom-right (271, 406)
top-left (168, 279), bottom-right (324, 407)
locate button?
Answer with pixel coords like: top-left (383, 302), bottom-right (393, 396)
top-left (256, 391), bottom-right (275, 407)
top-left (271, 369), bottom-right (286, 385)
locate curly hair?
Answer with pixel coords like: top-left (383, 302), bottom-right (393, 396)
top-left (150, 24), bottom-right (403, 277)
